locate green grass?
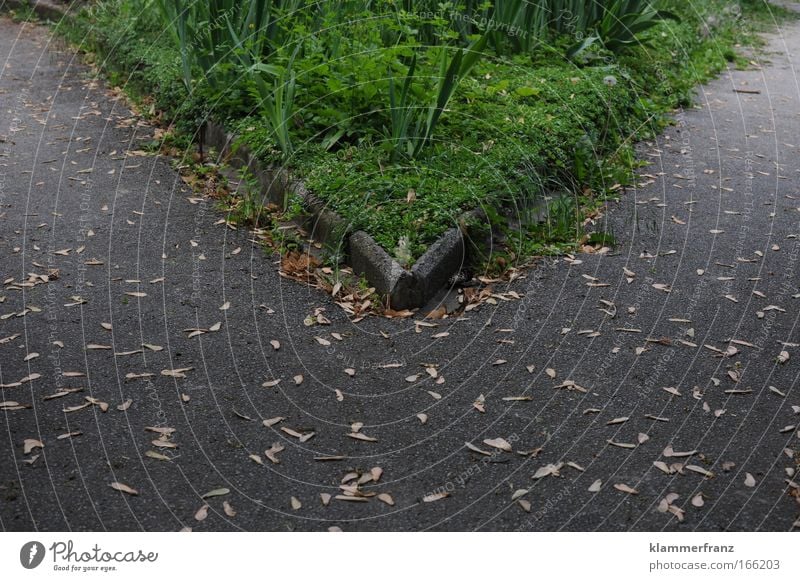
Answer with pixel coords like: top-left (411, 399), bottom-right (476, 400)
top-left (52, 0), bottom-right (797, 267)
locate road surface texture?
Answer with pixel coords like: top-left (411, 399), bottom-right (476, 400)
top-left (1, 8), bottom-right (799, 531)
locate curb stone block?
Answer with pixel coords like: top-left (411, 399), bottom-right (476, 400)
top-left (201, 121), bottom-right (483, 309)
top-left (3, 0), bottom-right (70, 21)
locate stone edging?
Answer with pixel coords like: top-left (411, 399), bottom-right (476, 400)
top-left (202, 123), bottom-right (483, 309)
top-left (2, 0), bottom-right (72, 21)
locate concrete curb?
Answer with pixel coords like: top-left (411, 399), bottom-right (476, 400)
top-left (202, 122), bottom-right (483, 309)
top-left (2, 0), bottom-right (72, 21)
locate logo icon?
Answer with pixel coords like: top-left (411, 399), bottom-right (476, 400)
top-left (20, 541), bottom-right (46, 569)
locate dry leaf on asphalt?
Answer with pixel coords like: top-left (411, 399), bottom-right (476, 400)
top-left (161, 367), bottom-right (193, 378)
top-left (613, 483), bottom-right (639, 495)
top-left (265, 443), bottom-right (285, 464)
top-left (377, 493), bottom-right (394, 506)
top-left (223, 501), bottom-right (236, 517)
top-left (348, 432), bottom-right (378, 442)
top-left (263, 417), bottom-right (284, 427)
top-left (483, 438), bottom-right (512, 452)
top-left (109, 482), bottom-right (138, 496)
top-left (465, 442), bottom-right (491, 456)
top-left (194, 504), bottom-right (209, 521)
top-left (422, 492), bottom-right (449, 503)
top-left (23, 439), bottom-right (43, 454)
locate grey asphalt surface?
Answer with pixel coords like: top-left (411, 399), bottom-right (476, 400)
top-left (1, 10), bottom-right (799, 532)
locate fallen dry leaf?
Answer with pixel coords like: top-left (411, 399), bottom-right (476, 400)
top-left (483, 437), bottom-right (512, 452)
top-left (613, 483), bottom-right (639, 495)
top-left (23, 439), bottom-right (43, 454)
top-left (377, 493), bottom-right (395, 506)
top-left (194, 504), bottom-right (209, 521)
top-left (109, 482), bottom-right (138, 496)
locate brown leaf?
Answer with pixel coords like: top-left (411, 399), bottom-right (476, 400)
top-left (23, 439), bottom-right (43, 454)
top-left (161, 367), bottom-right (193, 378)
top-left (223, 501), bottom-right (236, 517)
top-left (109, 482), bottom-right (138, 496)
top-left (377, 493), bottom-right (395, 506)
top-left (57, 431), bottom-right (82, 440)
top-left (348, 432), bottom-right (377, 442)
top-left (685, 465), bottom-right (714, 478)
top-left (465, 442), bottom-right (491, 456)
top-left (265, 443), bottom-right (285, 464)
top-left (194, 504), bottom-right (209, 521)
top-left (145, 451), bottom-right (171, 461)
top-left (532, 463), bottom-right (563, 479)
top-left (663, 445), bottom-right (697, 458)
top-left (613, 483), bottom-right (639, 495)
top-left (606, 417), bottom-right (629, 425)
top-left (653, 461), bottom-right (672, 474)
top-left (483, 437), bottom-right (512, 452)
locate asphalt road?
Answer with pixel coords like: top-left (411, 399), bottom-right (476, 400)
top-left (1, 11), bottom-right (799, 531)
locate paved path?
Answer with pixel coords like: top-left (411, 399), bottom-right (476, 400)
top-left (1, 11), bottom-right (799, 532)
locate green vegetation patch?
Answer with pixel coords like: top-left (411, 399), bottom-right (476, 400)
top-left (54, 0), bottom-right (796, 265)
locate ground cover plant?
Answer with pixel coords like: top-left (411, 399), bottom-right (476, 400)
top-left (57, 0), bottom-right (793, 269)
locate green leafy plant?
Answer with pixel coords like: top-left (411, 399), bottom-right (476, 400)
top-left (384, 34), bottom-right (488, 160)
top-left (596, 0), bottom-right (677, 53)
top-left (251, 47), bottom-right (300, 159)
top-left (154, 0), bottom-right (302, 95)
top-left (543, 194), bottom-right (581, 241)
